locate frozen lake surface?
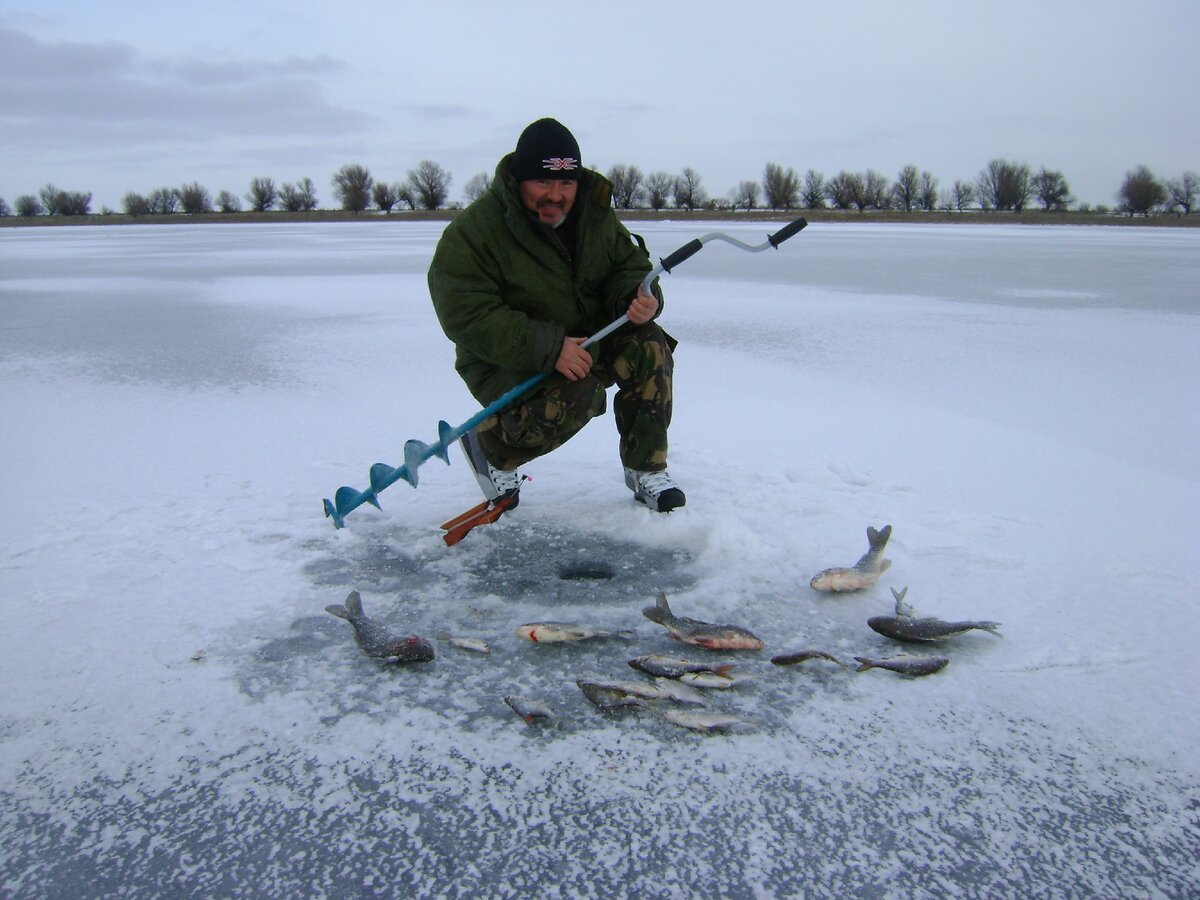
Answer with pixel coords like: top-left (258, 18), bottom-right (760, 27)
top-left (1, 220), bottom-right (1198, 897)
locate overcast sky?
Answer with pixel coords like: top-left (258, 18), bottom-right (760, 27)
top-left (2, 1), bottom-right (1197, 211)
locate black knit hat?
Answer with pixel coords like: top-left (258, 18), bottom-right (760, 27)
top-left (509, 118), bottom-right (582, 181)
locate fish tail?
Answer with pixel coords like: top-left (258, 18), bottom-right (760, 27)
top-left (868, 524), bottom-right (892, 550)
top-left (978, 622), bottom-right (1004, 638)
top-left (344, 590), bottom-right (364, 617)
top-left (324, 604), bottom-right (350, 621)
top-left (890, 586), bottom-right (908, 603)
top-left (642, 592), bottom-right (671, 625)
top-left (853, 657), bottom-right (874, 672)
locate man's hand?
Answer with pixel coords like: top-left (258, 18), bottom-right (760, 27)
top-left (555, 336), bottom-right (592, 381)
top-left (626, 285), bottom-right (658, 325)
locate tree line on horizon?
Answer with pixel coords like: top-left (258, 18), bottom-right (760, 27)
top-left (2, 159), bottom-right (1196, 220)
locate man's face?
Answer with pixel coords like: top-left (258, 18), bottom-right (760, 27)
top-left (519, 179), bottom-right (578, 227)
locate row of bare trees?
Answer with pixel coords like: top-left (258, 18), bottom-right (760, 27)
top-left (109, 161), bottom-right (454, 217)
top-left (2, 161), bottom-right (1195, 219)
top-left (0, 161), bottom-right (454, 219)
top-left (600, 160), bottom-right (1197, 217)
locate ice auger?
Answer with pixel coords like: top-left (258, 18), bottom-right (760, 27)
top-left (322, 216), bottom-right (807, 528)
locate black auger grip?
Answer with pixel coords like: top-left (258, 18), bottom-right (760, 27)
top-left (659, 238), bottom-right (704, 273)
top-left (767, 217), bottom-right (808, 248)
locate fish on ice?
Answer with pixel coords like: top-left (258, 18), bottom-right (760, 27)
top-left (438, 634), bottom-right (491, 653)
top-left (641, 593), bottom-right (765, 651)
top-left (627, 655), bottom-right (737, 679)
top-left (652, 678), bottom-right (707, 706)
top-left (324, 591), bottom-right (435, 663)
top-left (656, 708), bottom-right (753, 734)
top-left (867, 587), bottom-right (1003, 643)
top-left (678, 671), bottom-right (749, 690)
top-left (504, 695), bottom-right (557, 724)
top-left (809, 525), bottom-right (893, 592)
top-left (770, 649), bottom-right (853, 670)
top-left (516, 622), bottom-right (636, 643)
top-left (576, 680), bottom-right (652, 710)
top-left (575, 677), bottom-right (706, 707)
top-left (853, 655), bottom-right (950, 677)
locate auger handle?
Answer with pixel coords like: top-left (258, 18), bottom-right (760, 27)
top-left (768, 216), bottom-right (808, 248)
top-left (658, 238), bottom-right (704, 273)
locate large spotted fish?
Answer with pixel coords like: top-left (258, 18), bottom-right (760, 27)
top-left (324, 591), bottom-right (435, 663)
top-left (642, 593), bottom-right (765, 651)
top-left (867, 587), bottom-right (1003, 643)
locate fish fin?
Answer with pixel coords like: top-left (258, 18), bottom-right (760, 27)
top-left (878, 559), bottom-right (892, 574)
top-left (890, 586), bottom-right (917, 617)
top-left (642, 592), bottom-right (671, 625)
top-left (324, 604), bottom-right (350, 620)
top-left (714, 664), bottom-right (736, 677)
top-left (868, 524), bottom-right (892, 549)
top-left (344, 590), bottom-right (364, 617)
top-left (853, 657), bottom-right (873, 672)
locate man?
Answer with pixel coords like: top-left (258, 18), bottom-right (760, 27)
top-left (428, 117), bottom-right (684, 512)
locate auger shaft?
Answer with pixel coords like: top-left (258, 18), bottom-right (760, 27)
top-left (322, 216), bottom-right (807, 528)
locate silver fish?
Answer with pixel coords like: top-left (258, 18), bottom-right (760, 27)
top-left (810, 525), bottom-right (893, 592)
top-left (440, 636), bottom-right (491, 654)
top-left (515, 622), bottom-right (635, 643)
top-left (652, 678), bottom-right (708, 706)
top-left (854, 655), bottom-right (949, 677)
top-left (576, 680), bottom-right (651, 710)
top-left (656, 709), bottom-right (752, 734)
top-left (504, 695), bottom-right (557, 724)
top-left (641, 593), bottom-right (765, 651)
top-left (575, 677), bottom-right (706, 707)
top-left (678, 671), bottom-right (748, 690)
top-left (577, 678), bottom-right (668, 700)
top-left (628, 655), bottom-right (736, 679)
top-left (325, 591), bottom-right (436, 663)
top-left (770, 649), bottom-right (853, 670)
top-left (868, 587), bottom-right (1003, 643)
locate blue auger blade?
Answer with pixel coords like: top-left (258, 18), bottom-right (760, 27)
top-left (335, 484), bottom-right (379, 514)
top-left (323, 484), bottom-right (379, 529)
top-left (402, 440), bottom-right (429, 486)
top-left (322, 498), bottom-right (344, 528)
top-left (437, 420), bottom-right (460, 453)
top-left (369, 462), bottom-right (401, 495)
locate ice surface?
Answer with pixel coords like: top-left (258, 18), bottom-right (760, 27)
top-left (1, 220), bottom-right (1197, 897)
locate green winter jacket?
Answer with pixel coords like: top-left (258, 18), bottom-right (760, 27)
top-left (428, 155), bottom-right (662, 405)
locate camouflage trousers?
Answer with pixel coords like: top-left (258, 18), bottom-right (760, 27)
top-left (475, 322), bottom-right (675, 472)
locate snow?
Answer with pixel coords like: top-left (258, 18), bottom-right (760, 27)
top-left (1, 219), bottom-right (1198, 897)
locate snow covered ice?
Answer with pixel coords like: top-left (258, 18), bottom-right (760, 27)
top-left (1, 219), bottom-right (1197, 897)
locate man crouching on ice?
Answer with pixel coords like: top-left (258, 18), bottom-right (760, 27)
top-left (427, 117), bottom-right (685, 513)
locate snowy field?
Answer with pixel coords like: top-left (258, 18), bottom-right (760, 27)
top-left (1, 219), bottom-right (1197, 897)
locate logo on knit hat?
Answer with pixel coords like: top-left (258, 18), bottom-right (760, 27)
top-left (542, 157), bottom-right (579, 171)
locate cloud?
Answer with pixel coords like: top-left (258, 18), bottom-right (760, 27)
top-left (0, 21), bottom-right (372, 140)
